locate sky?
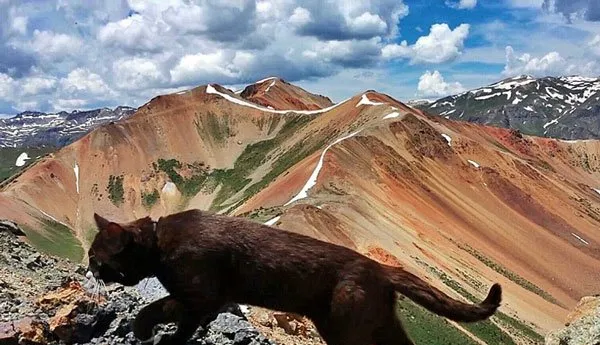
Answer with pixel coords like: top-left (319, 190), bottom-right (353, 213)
top-left (0, 0), bottom-right (599, 116)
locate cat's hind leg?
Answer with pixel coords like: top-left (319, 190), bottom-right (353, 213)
top-left (372, 311), bottom-right (415, 345)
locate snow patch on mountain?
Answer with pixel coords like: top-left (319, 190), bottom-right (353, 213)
top-left (356, 94), bottom-right (385, 107)
top-left (73, 163), bottom-right (80, 194)
top-left (467, 160), bottom-right (480, 168)
top-left (15, 152), bottom-right (30, 167)
top-left (265, 80), bottom-right (276, 93)
top-left (441, 134), bottom-right (452, 146)
top-left (264, 216), bottom-right (281, 226)
top-left (383, 112), bottom-right (400, 119)
top-left (285, 130), bottom-right (362, 206)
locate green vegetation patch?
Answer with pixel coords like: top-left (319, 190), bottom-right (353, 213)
top-left (107, 174), bottom-right (125, 206)
top-left (142, 189), bottom-right (160, 209)
top-left (456, 242), bottom-right (559, 305)
top-left (413, 256), bottom-right (543, 344)
top-left (207, 115), bottom-right (313, 210)
top-left (21, 218), bottom-right (83, 262)
top-left (495, 312), bottom-right (544, 343)
top-left (413, 257), bottom-right (516, 345)
top-left (396, 297), bottom-right (479, 345)
top-left (237, 206), bottom-right (282, 223)
top-left (155, 159), bottom-right (209, 197)
top-left (195, 112), bottom-right (231, 145)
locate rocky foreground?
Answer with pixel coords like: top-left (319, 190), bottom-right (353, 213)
top-left (545, 295), bottom-right (600, 345)
top-left (0, 221), bottom-right (318, 345)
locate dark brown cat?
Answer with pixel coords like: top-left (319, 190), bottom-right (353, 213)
top-left (88, 209), bottom-right (502, 345)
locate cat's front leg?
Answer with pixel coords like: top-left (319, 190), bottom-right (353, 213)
top-left (133, 296), bottom-right (185, 343)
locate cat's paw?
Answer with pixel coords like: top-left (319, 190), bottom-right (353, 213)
top-left (151, 333), bottom-right (180, 345)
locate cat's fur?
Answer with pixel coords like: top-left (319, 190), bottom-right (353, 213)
top-left (88, 209), bottom-right (502, 345)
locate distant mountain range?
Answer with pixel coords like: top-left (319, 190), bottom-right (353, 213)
top-left (0, 106), bottom-right (136, 148)
top-left (417, 75), bottom-right (600, 140)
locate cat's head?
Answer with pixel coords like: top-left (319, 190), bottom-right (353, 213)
top-left (88, 213), bottom-right (157, 286)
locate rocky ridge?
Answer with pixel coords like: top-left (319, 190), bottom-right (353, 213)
top-left (419, 75), bottom-right (600, 139)
top-left (0, 221), bottom-right (285, 345)
top-left (545, 295), bottom-right (600, 345)
top-left (0, 106), bottom-right (135, 148)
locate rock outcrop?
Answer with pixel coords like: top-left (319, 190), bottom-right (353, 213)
top-left (545, 295), bottom-right (600, 345)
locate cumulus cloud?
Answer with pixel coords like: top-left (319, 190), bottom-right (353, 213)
top-left (0, 0), bottom-right (417, 114)
top-left (543, 0), bottom-right (600, 21)
top-left (97, 14), bottom-right (166, 52)
top-left (0, 73), bottom-right (16, 99)
top-left (60, 68), bottom-right (113, 97)
top-left (382, 23), bottom-right (470, 64)
top-left (502, 45), bottom-right (600, 77)
top-left (417, 70), bottom-right (465, 97)
top-left (113, 57), bottom-right (169, 91)
top-left (445, 0), bottom-right (477, 10)
top-left (291, 0), bottom-right (408, 40)
top-left (161, 0), bottom-right (257, 42)
top-left (305, 38), bottom-right (383, 68)
top-left (289, 7), bottom-right (312, 26)
top-left (21, 76), bottom-right (57, 96)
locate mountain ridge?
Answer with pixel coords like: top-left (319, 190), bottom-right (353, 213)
top-left (418, 74), bottom-right (600, 140)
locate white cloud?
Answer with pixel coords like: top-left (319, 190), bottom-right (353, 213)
top-left (10, 16), bottom-right (27, 35)
top-left (305, 38), bottom-right (383, 67)
top-left (503, 45), bottom-right (600, 77)
top-left (170, 51), bottom-right (247, 85)
top-left (21, 30), bottom-right (82, 59)
top-left (291, 0), bottom-right (408, 40)
top-left (382, 23), bottom-right (470, 64)
top-left (381, 41), bottom-right (412, 59)
top-left (97, 14), bottom-right (165, 52)
top-left (21, 76), bottom-right (57, 96)
top-left (60, 68), bottom-right (112, 97)
top-left (112, 57), bottom-right (171, 92)
top-left (289, 7), bottom-right (312, 26)
top-left (417, 70), bottom-right (465, 97)
top-left (446, 0), bottom-right (477, 9)
top-left (0, 73), bottom-right (16, 99)
top-left (347, 12), bottom-right (388, 37)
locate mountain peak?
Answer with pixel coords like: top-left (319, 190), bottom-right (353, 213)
top-left (239, 76), bottom-right (333, 111)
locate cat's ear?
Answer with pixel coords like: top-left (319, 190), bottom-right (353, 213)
top-left (94, 213), bottom-right (130, 254)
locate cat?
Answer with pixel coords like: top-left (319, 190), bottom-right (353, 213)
top-left (88, 209), bottom-right (502, 345)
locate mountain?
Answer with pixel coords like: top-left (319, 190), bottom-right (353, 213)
top-left (419, 75), bottom-right (600, 139)
top-left (0, 106), bottom-right (136, 184)
top-left (0, 106), bottom-right (136, 148)
top-left (238, 77), bottom-right (333, 110)
top-left (1, 77), bottom-right (600, 344)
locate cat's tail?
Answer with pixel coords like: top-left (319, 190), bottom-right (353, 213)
top-left (383, 265), bottom-right (501, 322)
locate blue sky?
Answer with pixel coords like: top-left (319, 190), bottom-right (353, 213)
top-left (0, 0), bottom-right (599, 116)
